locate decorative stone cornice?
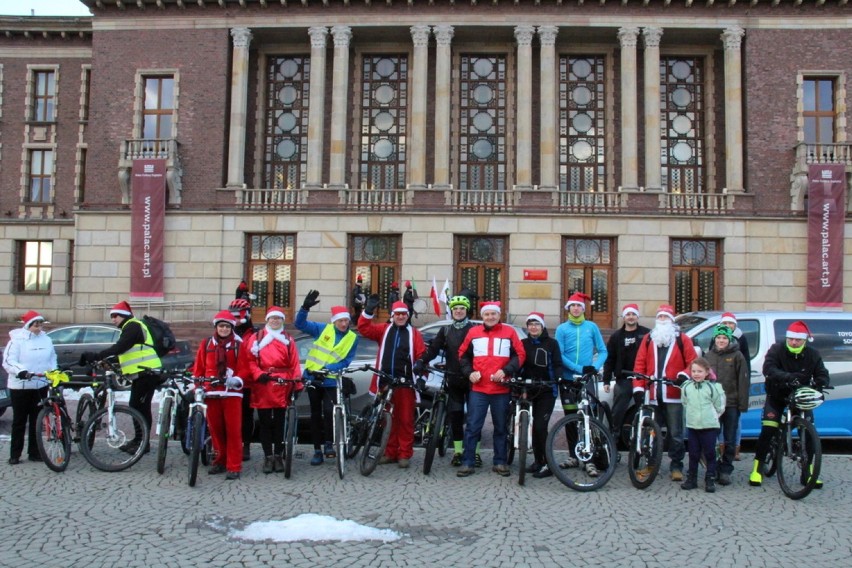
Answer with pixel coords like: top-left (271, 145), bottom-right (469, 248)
top-left (410, 24), bottom-right (431, 47)
top-left (721, 25), bottom-right (745, 50)
top-left (230, 26), bottom-right (252, 48)
top-left (642, 26), bottom-right (663, 48)
top-left (308, 25), bottom-right (327, 48)
top-left (433, 24), bottom-right (454, 46)
top-left (331, 25), bottom-right (351, 48)
top-left (537, 25), bottom-right (558, 46)
top-left (618, 26), bottom-right (640, 48)
top-left (514, 24), bottom-right (535, 47)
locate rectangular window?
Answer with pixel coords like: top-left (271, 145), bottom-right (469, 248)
top-left (18, 241), bottom-right (53, 293)
top-left (81, 66), bottom-right (92, 122)
top-left (32, 70), bottom-right (56, 122)
top-left (803, 77), bottom-right (835, 145)
top-left (359, 54), bottom-right (408, 190)
top-left (459, 54), bottom-right (507, 191)
top-left (559, 56), bottom-right (606, 193)
top-left (28, 149), bottom-right (54, 203)
top-left (264, 56), bottom-right (310, 189)
top-left (77, 148), bottom-right (87, 203)
top-left (661, 57), bottom-right (704, 194)
top-left (142, 76), bottom-right (175, 156)
top-left (671, 239), bottom-right (720, 313)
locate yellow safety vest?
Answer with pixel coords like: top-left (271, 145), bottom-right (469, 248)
top-left (304, 325), bottom-right (356, 372)
top-left (118, 317), bottom-right (163, 375)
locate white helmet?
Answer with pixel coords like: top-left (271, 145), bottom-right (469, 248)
top-left (792, 386), bottom-right (824, 411)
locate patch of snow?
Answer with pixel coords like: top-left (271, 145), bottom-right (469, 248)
top-left (229, 514), bottom-right (403, 543)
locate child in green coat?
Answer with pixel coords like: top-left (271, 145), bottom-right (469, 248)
top-left (681, 357), bottom-right (725, 492)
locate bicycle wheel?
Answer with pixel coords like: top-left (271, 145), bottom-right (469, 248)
top-left (36, 405), bottom-right (72, 472)
top-left (627, 413), bottom-right (663, 489)
top-left (360, 410), bottom-right (391, 476)
top-left (546, 414), bottom-right (617, 492)
top-left (74, 394), bottom-right (96, 444)
top-left (79, 406), bottom-right (149, 472)
top-left (517, 410), bottom-right (530, 486)
top-left (777, 417), bottom-right (821, 500)
top-left (201, 435), bottom-right (214, 467)
top-left (423, 400), bottom-right (446, 475)
top-left (188, 411), bottom-right (204, 487)
top-left (763, 434), bottom-right (779, 478)
top-left (155, 396), bottom-right (173, 475)
top-left (284, 406), bottom-right (297, 479)
top-left (334, 406), bottom-right (346, 480)
top-left (506, 401), bottom-right (517, 465)
top-left (346, 405), bottom-right (372, 459)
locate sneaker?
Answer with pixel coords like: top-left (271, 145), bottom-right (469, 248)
top-left (532, 465), bottom-right (553, 479)
top-left (378, 456), bottom-right (398, 465)
top-left (450, 453), bottom-right (462, 467)
top-left (398, 458), bottom-right (410, 469)
top-left (671, 470), bottom-right (684, 482)
top-left (585, 463), bottom-right (599, 477)
top-left (208, 464), bottom-right (226, 475)
top-left (681, 475), bottom-right (698, 490)
top-left (559, 457), bottom-right (579, 469)
top-left (273, 455), bottom-right (285, 472)
top-left (8, 457), bottom-right (21, 465)
top-left (262, 456), bottom-right (274, 474)
top-left (717, 472), bottom-right (732, 486)
top-left (492, 464), bottom-right (510, 477)
top-left (526, 461), bottom-right (543, 474)
top-left (225, 471), bottom-right (240, 480)
top-left (474, 454), bottom-right (483, 468)
top-left (242, 444), bottom-right (251, 462)
top-left (324, 442), bottom-right (336, 459)
top-left (310, 450), bottom-right (324, 466)
top-left (705, 477), bottom-right (716, 493)
top-left (457, 465), bottom-right (475, 477)
top-left (634, 467), bottom-right (654, 481)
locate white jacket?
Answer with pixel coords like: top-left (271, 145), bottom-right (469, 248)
top-left (2, 328), bottom-right (57, 390)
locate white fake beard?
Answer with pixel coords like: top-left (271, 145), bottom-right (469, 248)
top-left (650, 320), bottom-right (678, 348)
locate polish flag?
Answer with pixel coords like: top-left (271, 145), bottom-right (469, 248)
top-left (430, 276), bottom-right (442, 316)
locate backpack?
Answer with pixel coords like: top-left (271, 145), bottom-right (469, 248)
top-left (142, 315), bottom-right (177, 357)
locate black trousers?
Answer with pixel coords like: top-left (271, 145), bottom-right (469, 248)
top-left (129, 372), bottom-right (164, 444)
top-left (242, 389), bottom-right (254, 445)
top-left (257, 407), bottom-right (285, 457)
top-left (530, 390), bottom-right (557, 465)
top-left (10, 388), bottom-right (47, 459)
top-left (308, 386), bottom-right (335, 449)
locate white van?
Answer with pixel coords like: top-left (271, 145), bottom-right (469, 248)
top-left (677, 311), bottom-right (852, 439)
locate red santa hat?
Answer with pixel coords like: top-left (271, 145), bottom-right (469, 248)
top-left (21, 310), bottom-right (47, 329)
top-left (330, 306), bottom-right (351, 323)
top-left (391, 301), bottom-right (409, 314)
top-left (110, 301), bottom-right (133, 317)
top-left (564, 292), bottom-right (591, 311)
top-left (356, 274), bottom-right (363, 283)
top-left (404, 280), bottom-right (412, 288)
top-left (480, 300), bottom-right (502, 315)
top-left (656, 304), bottom-right (676, 321)
top-left (721, 312), bottom-right (737, 324)
top-left (526, 312), bottom-right (546, 327)
top-left (266, 306), bottom-right (286, 321)
top-left (213, 310), bottom-right (236, 327)
top-left (786, 321), bottom-right (813, 341)
top-left (621, 304), bottom-right (640, 318)
top-left (390, 281), bottom-right (399, 289)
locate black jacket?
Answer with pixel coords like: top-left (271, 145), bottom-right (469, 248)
top-left (417, 320), bottom-right (474, 390)
top-left (763, 341), bottom-right (829, 399)
top-left (602, 325), bottom-right (650, 382)
top-left (520, 330), bottom-right (564, 383)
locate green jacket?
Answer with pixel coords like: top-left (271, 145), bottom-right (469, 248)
top-left (682, 379), bottom-right (725, 430)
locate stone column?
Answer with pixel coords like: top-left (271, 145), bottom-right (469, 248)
top-left (514, 25), bottom-right (535, 189)
top-left (433, 24), bottom-right (454, 188)
top-left (306, 26), bottom-right (328, 187)
top-left (722, 26), bottom-right (745, 193)
top-left (538, 25), bottom-right (558, 189)
top-left (329, 25), bottom-right (352, 187)
top-left (226, 27), bottom-right (252, 188)
top-left (409, 24), bottom-right (431, 189)
top-left (643, 27), bottom-right (663, 192)
top-left (618, 27), bottom-right (639, 192)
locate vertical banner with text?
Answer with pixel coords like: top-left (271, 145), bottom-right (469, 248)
top-left (130, 159), bottom-right (166, 301)
top-left (806, 163), bottom-right (846, 310)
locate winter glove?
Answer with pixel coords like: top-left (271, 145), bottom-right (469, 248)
top-left (814, 376), bottom-right (829, 389)
top-left (302, 289), bottom-right (321, 311)
top-left (672, 372), bottom-right (689, 387)
top-left (364, 294), bottom-right (380, 316)
top-left (225, 377), bottom-right (243, 390)
top-left (257, 373), bottom-right (271, 384)
top-left (79, 352), bottom-right (99, 366)
top-left (416, 378), bottom-right (427, 392)
top-left (633, 391), bottom-right (645, 406)
top-left (785, 373), bottom-right (802, 388)
top-left (412, 360), bottom-right (426, 376)
top-left (582, 366), bottom-right (598, 377)
top-left (16, 370), bottom-right (31, 380)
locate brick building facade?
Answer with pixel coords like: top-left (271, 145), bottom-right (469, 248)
top-left (0, 1), bottom-right (849, 327)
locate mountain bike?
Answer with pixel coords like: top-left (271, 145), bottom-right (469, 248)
top-left (308, 369), bottom-right (357, 479)
top-left (185, 377), bottom-right (223, 487)
top-left (269, 376), bottom-right (305, 479)
top-left (621, 371), bottom-right (676, 489)
top-left (506, 377), bottom-right (555, 486)
top-left (762, 385), bottom-right (831, 500)
top-left (419, 364), bottom-right (451, 475)
top-left (78, 357), bottom-right (150, 472)
top-left (357, 365), bottom-right (411, 477)
top-left (545, 372), bottom-right (617, 492)
top-left (29, 370), bottom-right (83, 472)
top-left (154, 370), bottom-right (192, 474)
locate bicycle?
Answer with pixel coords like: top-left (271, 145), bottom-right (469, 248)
top-left (185, 377), bottom-right (224, 487)
top-left (505, 377), bottom-right (555, 486)
top-left (268, 376), bottom-right (305, 479)
top-left (308, 369), bottom-right (357, 479)
top-left (545, 371), bottom-right (617, 492)
top-left (621, 371), bottom-right (678, 489)
top-left (30, 369), bottom-right (88, 472)
top-left (78, 357), bottom-right (150, 472)
top-left (154, 370), bottom-right (192, 475)
top-left (357, 365), bottom-right (413, 477)
top-left (418, 364), bottom-right (451, 476)
top-left (761, 384), bottom-right (830, 500)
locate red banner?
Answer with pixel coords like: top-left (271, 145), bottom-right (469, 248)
top-left (806, 164), bottom-right (846, 310)
top-left (130, 159), bottom-right (166, 301)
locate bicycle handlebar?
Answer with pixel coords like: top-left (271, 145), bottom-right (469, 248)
top-left (357, 364), bottom-right (414, 387)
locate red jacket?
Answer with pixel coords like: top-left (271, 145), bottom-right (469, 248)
top-left (357, 313), bottom-right (426, 394)
top-left (632, 333), bottom-right (696, 403)
top-left (239, 327), bottom-right (302, 409)
top-left (458, 323), bottom-right (526, 395)
top-left (192, 335), bottom-right (243, 398)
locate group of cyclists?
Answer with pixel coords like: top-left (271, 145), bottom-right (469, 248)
top-left (3, 290), bottom-right (830, 492)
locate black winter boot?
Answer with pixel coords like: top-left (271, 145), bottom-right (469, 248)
top-left (705, 474), bottom-right (716, 493)
top-left (681, 472), bottom-right (698, 490)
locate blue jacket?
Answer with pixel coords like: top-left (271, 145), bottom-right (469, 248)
top-left (554, 319), bottom-right (608, 379)
top-left (294, 308), bottom-right (359, 387)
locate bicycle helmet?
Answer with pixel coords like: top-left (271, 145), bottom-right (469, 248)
top-left (448, 295), bottom-right (471, 311)
top-left (792, 386), bottom-right (824, 410)
top-left (229, 298), bottom-right (251, 311)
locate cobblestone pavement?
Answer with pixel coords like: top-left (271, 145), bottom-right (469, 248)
top-left (1, 427), bottom-right (851, 568)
